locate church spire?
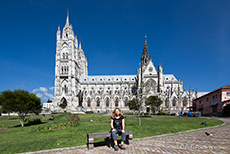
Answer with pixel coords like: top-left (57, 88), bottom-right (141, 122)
top-left (79, 38), bottom-right (82, 50)
top-left (143, 35), bottom-right (149, 53)
top-left (56, 25), bottom-right (60, 40)
top-left (141, 34), bottom-right (150, 65)
top-left (65, 9), bottom-right (70, 27)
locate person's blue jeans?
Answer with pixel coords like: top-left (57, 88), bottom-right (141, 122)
top-left (111, 128), bottom-right (126, 141)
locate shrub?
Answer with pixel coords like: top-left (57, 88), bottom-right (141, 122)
top-left (34, 121), bottom-right (79, 131)
top-left (85, 111), bottom-right (94, 114)
top-left (144, 113), bottom-right (150, 116)
top-left (123, 112), bottom-right (134, 115)
top-left (26, 118), bottom-right (42, 125)
top-left (67, 114), bottom-right (80, 124)
top-left (59, 103), bottom-right (67, 109)
top-left (157, 112), bottom-right (167, 115)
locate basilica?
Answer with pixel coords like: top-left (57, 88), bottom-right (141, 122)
top-left (52, 12), bottom-right (197, 114)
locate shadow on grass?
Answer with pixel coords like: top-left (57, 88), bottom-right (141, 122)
top-left (13, 122), bottom-right (48, 127)
top-left (139, 115), bottom-right (152, 118)
top-left (126, 115), bottom-right (152, 118)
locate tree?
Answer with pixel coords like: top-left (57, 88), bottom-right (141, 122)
top-left (47, 99), bottom-right (52, 103)
top-left (0, 90), bottom-right (13, 119)
top-left (59, 103), bottom-right (67, 109)
top-left (145, 95), bottom-right (163, 113)
top-left (0, 89), bottom-right (42, 127)
top-left (121, 81), bottom-right (147, 126)
top-left (127, 98), bottom-right (141, 114)
top-left (125, 82), bottom-right (145, 126)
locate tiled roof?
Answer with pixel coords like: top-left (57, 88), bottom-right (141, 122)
top-left (195, 84), bottom-right (230, 100)
top-left (163, 74), bottom-right (177, 81)
top-left (222, 85), bottom-right (230, 89)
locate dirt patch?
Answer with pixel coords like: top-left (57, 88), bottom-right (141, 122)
top-left (0, 127), bottom-right (12, 129)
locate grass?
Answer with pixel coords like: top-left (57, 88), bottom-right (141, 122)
top-left (0, 114), bottom-right (224, 154)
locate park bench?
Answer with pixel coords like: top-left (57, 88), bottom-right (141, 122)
top-left (87, 130), bottom-right (133, 150)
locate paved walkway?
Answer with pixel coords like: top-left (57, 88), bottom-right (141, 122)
top-left (26, 117), bottom-right (230, 154)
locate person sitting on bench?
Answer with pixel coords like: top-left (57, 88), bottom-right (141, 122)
top-left (110, 108), bottom-right (126, 151)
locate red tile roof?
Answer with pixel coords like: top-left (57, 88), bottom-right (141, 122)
top-left (195, 84), bottom-right (230, 100)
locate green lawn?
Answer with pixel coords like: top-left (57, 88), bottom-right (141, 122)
top-left (0, 114), bottom-right (224, 154)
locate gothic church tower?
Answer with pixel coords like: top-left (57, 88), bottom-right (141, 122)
top-left (49, 11), bottom-right (196, 114)
top-left (137, 36), bottom-right (164, 107)
top-left (53, 10), bottom-right (88, 112)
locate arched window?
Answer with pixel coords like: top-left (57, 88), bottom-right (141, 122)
top-left (87, 98), bottom-right (91, 107)
top-left (67, 66), bottom-right (69, 74)
top-left (96, 98), bottom-right (100, 107)
top-left (165, 98), bottom-right (169, 107)
top-left (64, 66), bottom-right (67, 74)
top-left (124, 97), bottom-right (128, 106)
top-left (64, 85), bottom-right (68, 93)
top-left (146, 79), bottom-right (156, 93)
top-left (61, 97), bottom-right (67, 106)
top-left (106, 98), bottom-right (109, 107)
top-left (63, 53), bottom-right (65, 59)
top-left (172, 97), bottom-right (176, 106)
top-left (61, 66), bottom-right (63, 74)
top-left (66, 53), bottom-right (68, 59)
top-left (115, 97), bottom-right (119, 107)
top-left (183, 97), bottom-right (188, 107)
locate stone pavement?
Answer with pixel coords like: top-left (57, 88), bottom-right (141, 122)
top-left (25, 117), bottom-right (230, 154)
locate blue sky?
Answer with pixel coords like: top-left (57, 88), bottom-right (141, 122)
top-left (0, 0), bottom-right (230, 103)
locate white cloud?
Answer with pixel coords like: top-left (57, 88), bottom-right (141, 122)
top-left (36, 93), bottom-right (43, 98)
top-left (32, 87), bottom-right (48, 93)
top-left (45, 92), bottom-right (54, 99)
top-left (39, 87), bottom-right (48, 93)
top-left (32, 86), bottom-right (54, 103)
top-left (49, 86), bottom-right (54, 90)
top-left (32, 88), bottom-right (39, 93)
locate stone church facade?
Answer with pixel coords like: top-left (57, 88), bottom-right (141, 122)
top-left (52, 12), bottom-right (197, 114)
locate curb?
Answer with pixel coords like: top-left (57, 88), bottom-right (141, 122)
top-left (17, 145), bottom-right (87, 154)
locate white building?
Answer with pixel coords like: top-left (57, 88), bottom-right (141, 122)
top-left (52, 11), bottom-right (197, 114)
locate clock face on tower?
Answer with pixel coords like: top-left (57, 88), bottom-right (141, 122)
top-left (149, 67), bottom-right (153, 72)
